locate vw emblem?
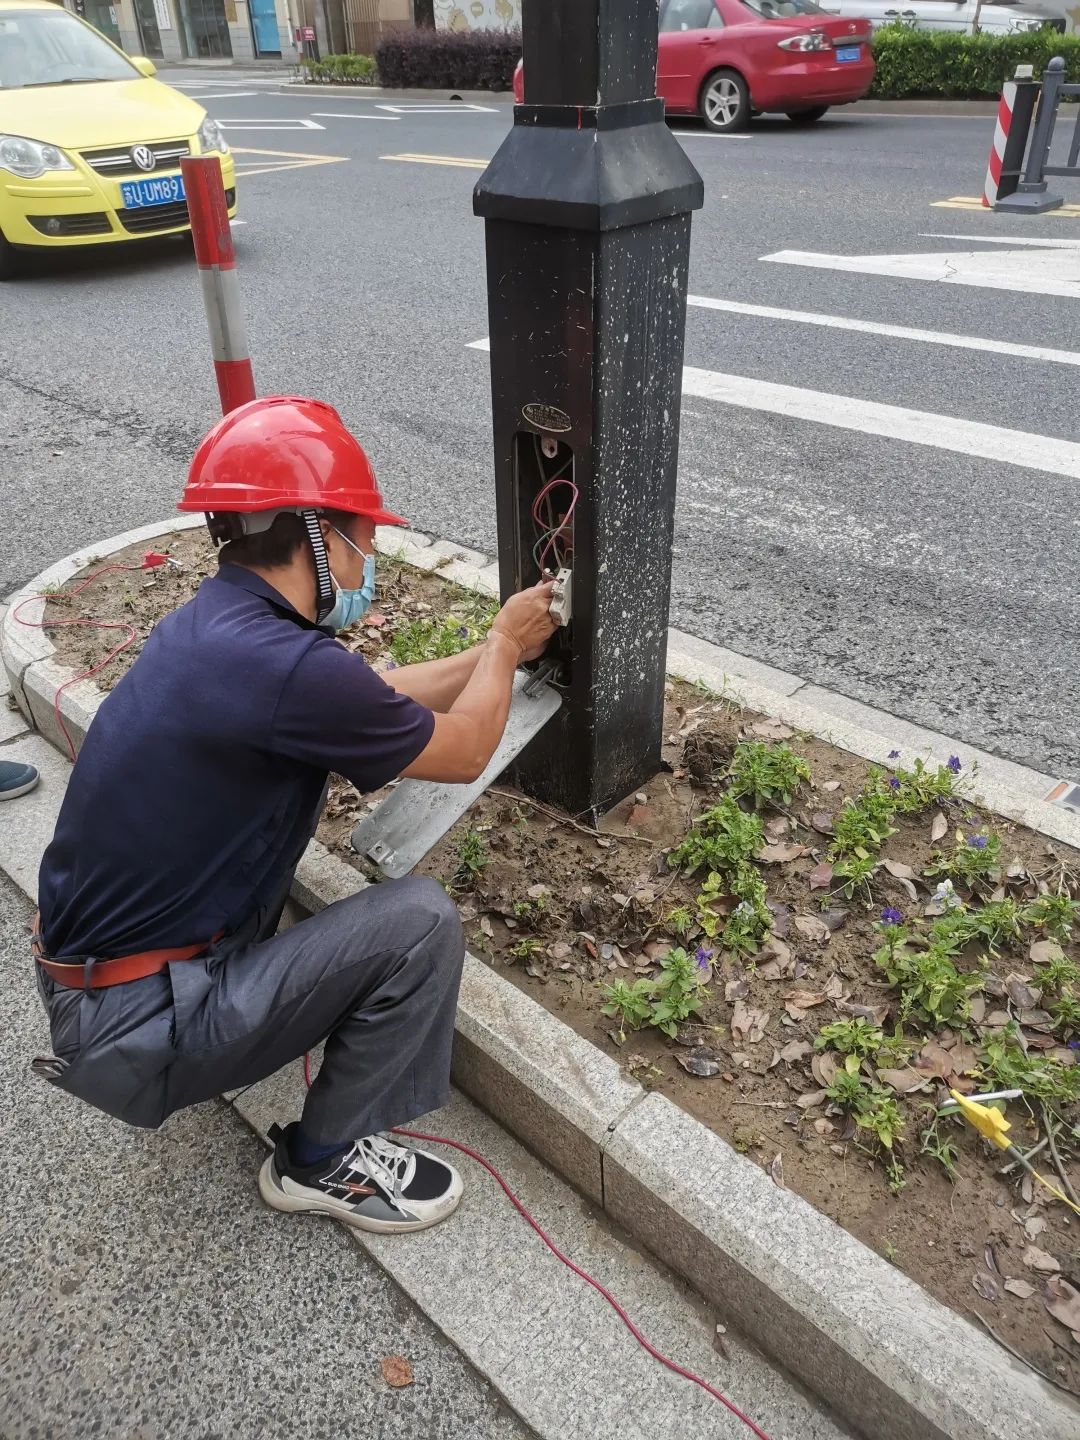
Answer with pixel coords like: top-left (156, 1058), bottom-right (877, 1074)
top-left (849, 21), bottom-right (856, 29)
top-left (131, 145), bottom-right (156, 172)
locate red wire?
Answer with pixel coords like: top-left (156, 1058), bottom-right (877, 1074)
top-left (301, 1053), bottom-right (771, 1439)
top-left (12, 560), bottom-right (163, 762)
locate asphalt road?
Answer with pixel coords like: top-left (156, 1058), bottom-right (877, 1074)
top-left (2, 74), bottom-right (1077, 779)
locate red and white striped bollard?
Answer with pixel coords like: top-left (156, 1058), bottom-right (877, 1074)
top-left (181, 154), bottom-right (257, 414)
top-left (982, 65), bottom-right (1037, 209)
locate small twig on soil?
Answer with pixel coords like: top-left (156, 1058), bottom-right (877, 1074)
top-left (487, 788), bottom-right (654, 845)
top-left (733, 1100), bottom-right (789, 1109)
top-left (970, 1312), bottom-right (1078, 1397)
top-left (1041, 1103), bottom-right (1080, 1211)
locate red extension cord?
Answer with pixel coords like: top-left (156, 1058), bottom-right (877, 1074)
top-left (302, 1053), bottom-right (771, 1439)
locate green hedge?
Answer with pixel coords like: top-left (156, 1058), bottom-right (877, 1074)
top-left (870, 27), bottom-right (1080, 100)
top-left (299, 53), bottom-right (377, 85)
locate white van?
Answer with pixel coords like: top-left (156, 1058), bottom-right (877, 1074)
top-left (818, 0), bottom-right (1067, 34)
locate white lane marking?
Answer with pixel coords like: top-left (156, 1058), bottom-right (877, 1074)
top-left (762, 246), bottom-right (1080, 299)
top-left (310, 112), bottom-right (399, 120)
top-left (685, 294), bottom-right (1080, 366)
top-left (375, 102), bottom-right (498, 114)
top-left (670, 130), bottom-right (751, 140)
top-left (467, 337), bottom-right (1080, 479)
top-left (679, 368), bottom-right (1080, 480)
top-left (183, 91), bottom-right (258, 100)
top-left (919, 233), bottom-right (1080, 249)
top-left (218, 118), bottom-right (326, 131)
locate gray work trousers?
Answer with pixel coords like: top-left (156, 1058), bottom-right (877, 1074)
top-left (35, 876), bottom-right (465, 1145)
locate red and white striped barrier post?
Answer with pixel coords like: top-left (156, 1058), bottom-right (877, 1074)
top-left (180, 154), bottom-right (256, 414)
top-left (982, 65), bottom-right (1038, 209)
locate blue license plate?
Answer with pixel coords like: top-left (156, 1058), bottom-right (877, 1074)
top-left (119, 174), bottom-right (186, 209)
top-left (835, 44), bottom-right (861, 62)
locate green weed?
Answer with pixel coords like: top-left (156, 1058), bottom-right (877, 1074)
top-left (669, 797), bottom-right (763, 877)
top-left (833, 853), bottom-right (878, 902)
top-left (926, 830), bottom-right (1001, 890)
top-left (388, 604), bottom-right (495, 666)
top-left (873, 756), bottom-right (961, 815)
top-left (649, 947), bottom-right (708, 1038)
top-left (453, 829), bottom-right (488, 889)
top-left (727, 740), bottom-right (811, 810)
top-left (829, 786), bottom-right (898, 861)
top-left (508, 937), bottom-right (543, 963)
top-left (918, 1110), bottom-right (960, 1183)
top-left (1024, 892), bottom-right (1080, 943)
top-left (826, 1059), bottom-right (905, 1151)
top-left (600, 978), bottom-right (655, 1041)
top-left (979, 1031), bottom-right (1080, 1105)
top-left (874, 935), bottom-right (984, 1026)
top-left (815, 1018), bottom-right (884, 1058)
top-left (665, 904), bottom-right (694, 939)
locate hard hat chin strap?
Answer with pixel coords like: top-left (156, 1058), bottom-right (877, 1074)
top-left (301, 508), bottom-right (336, 624)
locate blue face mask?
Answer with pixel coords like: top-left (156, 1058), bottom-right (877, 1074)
top-left (322, 527), bottom-right (376, 632)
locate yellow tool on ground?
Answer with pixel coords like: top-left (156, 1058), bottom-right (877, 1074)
top-left (948, 1089), bottom-right (1080, 1217)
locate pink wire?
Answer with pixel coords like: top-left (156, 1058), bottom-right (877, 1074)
top-left (302, 1053), bottom-right (771, 1439)
top-left (12, 560), bottom-right (163, 762)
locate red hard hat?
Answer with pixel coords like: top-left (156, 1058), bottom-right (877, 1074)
top-left (178, 396), bottom-right (407, 526)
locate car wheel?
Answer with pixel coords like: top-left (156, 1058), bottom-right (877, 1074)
top-left (700, 70), bottom-right (750, 133)
top-left (786, 106), bottom-right (830, 125)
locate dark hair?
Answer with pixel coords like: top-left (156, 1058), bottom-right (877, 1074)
top-left (218, 510), bottom-right (356, 571)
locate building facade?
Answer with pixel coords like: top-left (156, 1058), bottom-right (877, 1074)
top-left (64, 0), bottom-right (300, 63)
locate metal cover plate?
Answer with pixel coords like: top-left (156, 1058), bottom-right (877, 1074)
top-left (351, 672), bottom-right (562, 879)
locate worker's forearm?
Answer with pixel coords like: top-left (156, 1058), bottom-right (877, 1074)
top-left (384, 645), bottom-right (484, 711)
top-left (448, 633), bottom-right (520, 769)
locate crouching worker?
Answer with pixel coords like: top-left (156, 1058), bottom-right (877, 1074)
top-left (33, 396), bottom-right (556, 1234)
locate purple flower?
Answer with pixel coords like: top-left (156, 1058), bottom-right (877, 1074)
top-left (881, 907), bottom-right (903, 925)
top-left (888, 750), bottom-right (900, 760)
top-left (947, 755), bottom-right (961, 775)
top-left (384, 659), bottom-right (398, 671)
top-left (888, 777), bottom-right (901, 790)
top-left (968, 835), bottom-right (989, 850)
top-left (694, 946), bottom-right (714, 971)
top-left (1069, 1038), bottom-right (1080, 1052)
top-left (457, 625), bottom-right (470, 639)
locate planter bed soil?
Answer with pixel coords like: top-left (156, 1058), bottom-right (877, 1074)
top-left (41, 529), bottom-right (1080, 1398)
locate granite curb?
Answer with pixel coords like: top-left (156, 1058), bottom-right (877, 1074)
top-left (3, 518), bottom-right (1079, 1440)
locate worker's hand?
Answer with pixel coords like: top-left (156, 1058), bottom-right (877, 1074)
top-left (489, 581), bottom-right (557, 662)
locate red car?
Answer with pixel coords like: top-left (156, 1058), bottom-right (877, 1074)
top-left (512, 0), bottom-right (874, 133)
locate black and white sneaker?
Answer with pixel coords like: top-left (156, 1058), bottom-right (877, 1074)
top-left (259, 1122), bottom-right (463, 1233)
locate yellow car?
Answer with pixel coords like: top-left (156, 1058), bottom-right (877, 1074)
top-left (0, 0), bottom-right (236, 277)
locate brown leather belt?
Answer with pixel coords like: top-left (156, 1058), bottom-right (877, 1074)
top-left (31, 912), bottom-right (219, 991)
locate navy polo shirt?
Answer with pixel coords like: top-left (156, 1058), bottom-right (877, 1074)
top-left (37, 565), bottom-right (434, 960)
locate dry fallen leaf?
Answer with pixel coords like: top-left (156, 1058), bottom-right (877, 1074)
top-left (769, 1153), bottom-right (785, 1188)
top-left (794, 915), bottom-right (831, 944)
top-left (1029, 940), bottom-right (1064, 966)
top-left (811, 812), bottom-right (835, 835)
top-left (883, 859), bottom-right (918, 882)
top-left (751, 719), bottom-right (794, 741)
top-left (915, 1040), bottom-right (956, 1079)
top-left (677, 1048), bottom-right (722, 1078)
top-left (972, 1271), bottom-right (1000, 1303)
top-left (1005, 973), bottom-right (1041, 1011)
top-left (808, 861), bottom-right (834, 891)
top-left (942, 1039), bottom-right (978, 1074)
top-left (758, 842), bottom-right (809, 865)
top-left (824, 973), bottom-right (846, 999)
top-left (930, 812), bottom-right (948, 843)
top-left (822, 779), bottom-right (841, 792)
top-left (812, 1117), bottom-right (835, 1136)
top-left (1044, 1276), bottom-right (1080, 1333)
top-left (479, 915), bottom-right (494, 938)
top-left (1023, 1246), bottom-right (1061, 1274)
top-left (1004, 1278), bottom-right (1036, 1300)
top-left (731, 1000), bottom-right (769, 1046)
top-left (725, 978), bottom-right (749, 1003)
top-left (780, 1039), bottom-right (812, 1064)
top-left (839, 999), bottom-right (890, 1026)
top-left (876, 1067), bottom-right (933, 1095)
top-left (796, 1088), bottom-right (828, 1110)
top-left (811, 1051), bottom-right (840, 1088)
top-left (380, 1356), bottom-right (414, 1388)
top-left (784, 987), bottom-right (827, 1010)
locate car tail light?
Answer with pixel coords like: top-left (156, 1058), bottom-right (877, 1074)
top-left (777, 31), bottom-right (832, 51)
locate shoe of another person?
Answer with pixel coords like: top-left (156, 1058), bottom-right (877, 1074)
top-left (259, 1122), bottom-right (463, 1233)
top-left (0, 761), bottom-right (39, 801)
